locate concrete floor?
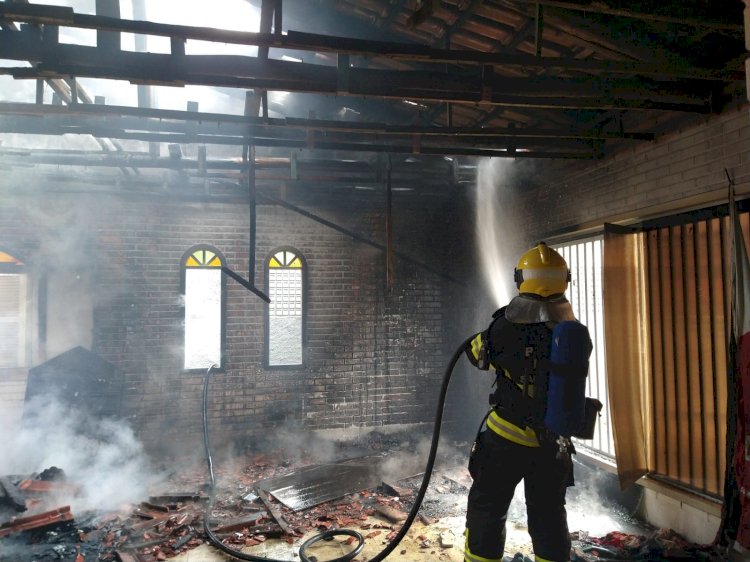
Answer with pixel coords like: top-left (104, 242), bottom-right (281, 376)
top-left (168, 463), bottom-right (646, 562)
top-left (170, 515), bottom-right (470, 561)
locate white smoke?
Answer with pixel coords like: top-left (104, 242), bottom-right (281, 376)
top-left (0, 395), bottom-right (163, 514)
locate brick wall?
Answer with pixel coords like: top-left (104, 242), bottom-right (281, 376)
top-left (0, 180), bottom-right (470, 452)
top-left (519, 105), bottom-right (750, 238)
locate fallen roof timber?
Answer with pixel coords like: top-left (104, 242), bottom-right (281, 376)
top-left (0, 3), bottom-right (741, 81)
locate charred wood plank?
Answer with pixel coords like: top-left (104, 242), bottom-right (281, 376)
top-left (139, 501), bottom-right (170, 513)
top-left (0, 506), bottom-right (73, 537)
top-left (173, 532), bottom-right (194, 550)
top-left (213, 523), bottom-right (283, 538)
top-left (210, 512), bottom-right (266, 534)
top-left (148, 493), bottom-right (207, 504)
top-left (254, 488), bottom-right (294, 536)
top-left (129, 513), bottom-right (174, 532)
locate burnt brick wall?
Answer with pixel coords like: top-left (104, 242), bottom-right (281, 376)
top-left (519, 106), bottom-right (750, 237)
top-left (1, 182), bottom-right (469, 453)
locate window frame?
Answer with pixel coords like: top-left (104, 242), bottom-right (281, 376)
top-left (0, 248), bottom-right (29, 370)
top-left (554, 236), bottom-right (616, 464)
top-left (180, 245), bottom-right (227, 373)
top-left (264, 246), bottom-right (307, 369)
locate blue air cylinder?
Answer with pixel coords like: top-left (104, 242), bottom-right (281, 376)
top-left (544, 321), bottom-right (592, 437)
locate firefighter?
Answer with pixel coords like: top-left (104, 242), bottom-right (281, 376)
top-left (463, 242), bottom-right (591, 562)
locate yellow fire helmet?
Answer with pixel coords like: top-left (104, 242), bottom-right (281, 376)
top-left (514, 242), bottom-right (570, 299)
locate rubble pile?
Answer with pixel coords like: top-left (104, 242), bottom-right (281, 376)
top-left (0, 444), bottom-right (469, 562)
top-left (0, 469), bottom-right (210, 562)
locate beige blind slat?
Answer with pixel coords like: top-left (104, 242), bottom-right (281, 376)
top-left (645, 213), bottom-right (737, 497)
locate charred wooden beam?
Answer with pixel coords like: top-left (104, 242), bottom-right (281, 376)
top-left (0, 123), bottom-right (594, 157)
top-left (0, 4), bottom-right (741, 80)
top-left (385, 155), bottom-right (393, 290)
top-left (0, 5), bottom-right (134, 172)
top-left (0, 33), bottom-right (715, 112)
top-left (95, 0), bottom-right (120, 53)
top-left (0, 101), bottom-right (656, 140)
top-left (0, 111), bottom-right (600, 154)
top-left (0, 153), bottom-right (472, 187)
top-left (504, 0), bottom-right (743, 32)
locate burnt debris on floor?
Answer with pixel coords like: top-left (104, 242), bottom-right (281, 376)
top-left (0, 432), bottom-right (462, 561)
top-left (0, 432), bottom-right (730, 562)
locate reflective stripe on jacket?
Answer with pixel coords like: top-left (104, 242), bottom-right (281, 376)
top-left (487, 410), bottom-right (539, 447)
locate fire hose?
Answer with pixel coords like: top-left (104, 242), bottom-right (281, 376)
top-left (202, 335), bottom-right (473, 562)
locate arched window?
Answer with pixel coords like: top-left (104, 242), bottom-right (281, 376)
top-left (0, 250), bottom-right (27, 368)
top-left (266, 248), bottom-right (304, 367)
top-left (182, 246), bottom-right (225, 371)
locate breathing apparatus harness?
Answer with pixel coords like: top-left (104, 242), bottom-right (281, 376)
top-left (472, 305), bottom-right (599, 461)
top-left (201, 335), bottom-right (474, 562)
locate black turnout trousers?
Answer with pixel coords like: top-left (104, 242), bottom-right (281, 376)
top-left (465, 428), bottom-right (573, 562)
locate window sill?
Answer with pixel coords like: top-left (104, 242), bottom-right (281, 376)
top-left (574, 446), bottom-right (618, 474)
top-left (636, 475), bottom-right (722, 517)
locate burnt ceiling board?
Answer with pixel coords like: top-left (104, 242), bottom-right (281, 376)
top-left (0, 0), bottom-right (745, 169)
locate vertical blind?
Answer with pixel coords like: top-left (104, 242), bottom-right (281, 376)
top-left (643, 213), bottom-right (736, 497)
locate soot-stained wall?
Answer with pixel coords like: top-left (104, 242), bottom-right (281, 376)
top-left (520, 106), bottom-right (750, 236)
top-left (1, 177), bottom-right (474, 452)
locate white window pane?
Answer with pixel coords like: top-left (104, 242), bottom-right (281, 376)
top-left (0, 274), bottom-right (26, 368)
top-left (268, 266), bottom-right (302, 366)
top-left (269, 316), bottom-right (302, 365)
top-left (184, 268), bottom-right (222, 370)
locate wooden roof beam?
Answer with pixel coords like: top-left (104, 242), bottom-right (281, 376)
top-left (0, 101), bottom-right (657, 141)
top-left (0, 32), bottom-right (718, 113)
top-left (0, 3), bottom-right (741, 81)
top-left (503, 0), bottom-right (743, 33)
